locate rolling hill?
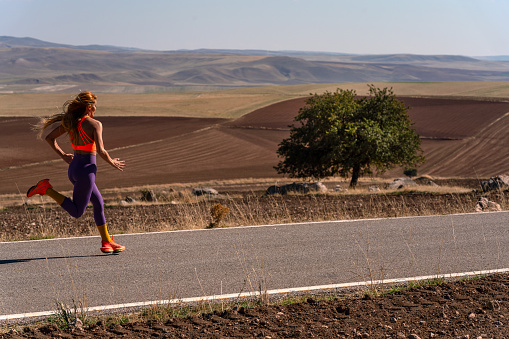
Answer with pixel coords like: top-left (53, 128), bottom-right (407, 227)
top-left (1, 36), bottom-right (509, 93)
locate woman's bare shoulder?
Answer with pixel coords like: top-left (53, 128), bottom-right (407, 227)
top-left (84, 117), bottom-right (102, 128)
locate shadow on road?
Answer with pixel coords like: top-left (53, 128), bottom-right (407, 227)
top-left (0, 254), bottom-right (113, 265)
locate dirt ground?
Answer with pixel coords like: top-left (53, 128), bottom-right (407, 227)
top-left (3, 273), bottom-right (509, 338)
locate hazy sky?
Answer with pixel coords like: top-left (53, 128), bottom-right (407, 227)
top-left (1, 0), bottom-right (508, 56)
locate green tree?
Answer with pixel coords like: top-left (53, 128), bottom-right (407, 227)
top-left (275, 85), bottom-right (424, 188)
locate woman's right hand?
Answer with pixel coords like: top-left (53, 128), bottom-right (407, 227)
top-left (62, 153), bottom-right (74, 164)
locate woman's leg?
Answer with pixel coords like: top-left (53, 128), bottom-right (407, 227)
top-left (28, 158), bottom-right (94, 218)
top-left (60, 165), bottom-right (95, 219)
top-left (45, 188), bottom-right (65, 205)
top-left (89, 183), bottom-right (106, 226)
top-left (90, 181), bottom-right (125, 253)
top-left (89, 183), bottom-right (111, 242)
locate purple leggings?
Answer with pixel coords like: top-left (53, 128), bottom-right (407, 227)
top-left (60, 154), bottom-right (106, 226)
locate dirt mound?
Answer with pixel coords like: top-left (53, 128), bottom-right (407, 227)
top-left (4, 273), bottom-right (509, 338)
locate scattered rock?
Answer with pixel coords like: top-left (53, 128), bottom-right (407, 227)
top-left (308, 182), bottom-right (328, 193)
top-left (140, 189), bottom-right (157, 202)
top-left (486, 300), bottom-right (501, 311)
top-left (475, 197), bottom-right (501, 212)
top-left (368, 185), bottom-right (380, 192)
top-left (414, 176), bottom-right (439, 187)
top-left (266, 185), bottom-right (284, 195)
top-left (265, 182), bottom-right (327, 195)
top-left (480, 174), bottom-right (509, 192)
top-left (192, 187), bottom-right (219, 196)
top-left (388, 176), bottom-right (439, 189)
top-left (388, 178), bottom-right (417, 189)
top-left (70, 318), bottom-right (84, 331)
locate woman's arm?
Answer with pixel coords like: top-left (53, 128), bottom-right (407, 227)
top-left (45, 124), bottom-right (74, 164)
top-left (93, 120), bottom-right (125, 171)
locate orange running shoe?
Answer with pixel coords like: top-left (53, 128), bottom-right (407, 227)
top-left (27, 179), bottom-right (53, 197)
top-left (100, 239), bottom-right (125, 253)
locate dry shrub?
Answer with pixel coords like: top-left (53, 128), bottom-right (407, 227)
top-left (208, 203), bottom-right (230, 228)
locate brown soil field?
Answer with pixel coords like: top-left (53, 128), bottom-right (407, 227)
top-left (2, 96), bottom-right (509, 198)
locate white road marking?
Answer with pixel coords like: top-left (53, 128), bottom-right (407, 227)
top-left (2, 268), bottom-right (509, 322)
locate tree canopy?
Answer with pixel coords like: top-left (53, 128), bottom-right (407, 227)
top-left (275, 85), bottom-right (424, 187)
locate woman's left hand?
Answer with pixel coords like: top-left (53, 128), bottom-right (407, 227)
top-left (111, 158), bottom-right (126, 171)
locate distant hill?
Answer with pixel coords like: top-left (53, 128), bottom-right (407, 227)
top-left (0, 36), bottom-right (69, 48)
top-left (1, 36), bottom-right (509, 93)
top-left (476, 56), bottom-right (509, 62)
top-left (0, 36), bottom-right (142, 52)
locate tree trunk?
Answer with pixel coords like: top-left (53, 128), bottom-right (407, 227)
top-left (349, 165), bottom-right (360, 188)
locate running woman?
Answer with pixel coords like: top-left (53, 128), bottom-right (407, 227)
top-left (28, 91), bottom-right (126, 253)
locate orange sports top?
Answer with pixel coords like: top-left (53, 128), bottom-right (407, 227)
top-left (70, 116), bottom-right (96, 152)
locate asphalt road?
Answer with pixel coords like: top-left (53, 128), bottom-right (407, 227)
top-left (1, 211), bottom-right (508, 318)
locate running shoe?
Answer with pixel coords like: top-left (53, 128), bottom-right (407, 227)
top-left (27, 179), bottom-right (53, 197)
top-left (101, 239), bottom-right (125, 253)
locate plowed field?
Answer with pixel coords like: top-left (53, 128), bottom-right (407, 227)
top-left (2, 97), bottom-right (509, 197)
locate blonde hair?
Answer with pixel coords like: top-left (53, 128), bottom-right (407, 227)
top-left (35, 91), bottom-right (97, 141)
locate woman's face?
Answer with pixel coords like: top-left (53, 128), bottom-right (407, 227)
top-left (87, 100), bottom-right (97, 117)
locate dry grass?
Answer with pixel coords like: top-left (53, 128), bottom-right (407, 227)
top-left (1, 177), bottom-right (504, 242)
top-left (2, 81), bottom-right (509, 118)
